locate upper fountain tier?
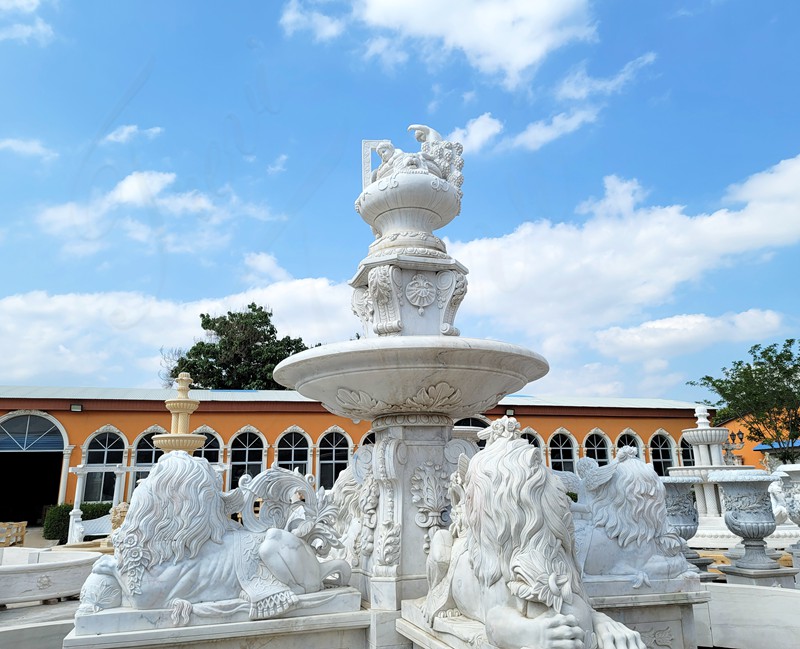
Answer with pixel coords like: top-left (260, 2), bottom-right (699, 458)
top-left (274, 125), bottom-right (548, 427)
top-left (351, 125), bottom-right (469, 337)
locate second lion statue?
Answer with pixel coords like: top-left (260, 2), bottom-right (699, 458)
top-left (422, 416), bottom-right (646, 649)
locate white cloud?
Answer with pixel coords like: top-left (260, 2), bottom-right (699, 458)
top-left (0, 0), bottom-right (40, 13)
top-left (267, 153), bottom-right (288, 175)
top-left (35, 170), bottom-right (278, 256)
top-left (526, 362), bottom-right (625, 398)
top-left (595, 310), bottom-right (784, 363)
top-left (102, 124), bottom-right (164, 144)
top-left (448, 113), bottom-right (504, 154)
top-left (556, 52), bottom-right (657, 101)
top-left (364, 35), bottom-right (409, 69)
top-left (107, 171), bottom-right (176, 206)
top-left (448, 153), bottom-right (800, 368)
top-left (280, 0), bottom-right (346, 42)
top-left (243, 252), bottom-right (293, 285)
top-left (503, 107), bottom-right (598, 151)
top-left (0, 15), bottom-right (52, 44)
top-left (0, 137), bottom-right (57, 161)
top-left (353, 0), bottom-right (595, 89)
top-left (0, 282), bottom-right (357, 386)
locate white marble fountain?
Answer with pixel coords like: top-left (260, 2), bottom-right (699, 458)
top-left (36, 125), bottom-right (800, 649)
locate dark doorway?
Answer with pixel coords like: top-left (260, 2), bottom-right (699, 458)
top-left (0, 452), bottom-right (63, 524)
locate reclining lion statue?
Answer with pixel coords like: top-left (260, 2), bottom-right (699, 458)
top-left (574, 447), bottom-right (698, 590)
top-left (422, 416), bottom-right (645, 649)
top-left (77, 450), bottom-right (350, 625)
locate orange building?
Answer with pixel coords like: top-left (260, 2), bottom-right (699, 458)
top-left (0, 386), bottom-right (709, 526)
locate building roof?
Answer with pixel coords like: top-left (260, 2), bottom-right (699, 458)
top-left (0, 385), bottom-right (315, 402)
top-left (0, 385), bottom-right (702, 411)
top-left (498, 394), bottom-right (702, 411)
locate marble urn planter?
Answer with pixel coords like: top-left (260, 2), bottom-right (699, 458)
top-left (708, 469), bottom-right (780, 570)
top-left (663, 476), bottom-right (701, 542)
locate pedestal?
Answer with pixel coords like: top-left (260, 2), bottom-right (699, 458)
top-left (363, 423), bottom-right (452, 612)
top-left (63, 608), bottom-right (371, 649)
top-left (590, 591), bottom-right (710, 649)
top-left (717, 564), bottom-right (799, 588)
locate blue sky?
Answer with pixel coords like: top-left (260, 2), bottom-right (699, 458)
top-left (1, 1), bottom-right (798, 402)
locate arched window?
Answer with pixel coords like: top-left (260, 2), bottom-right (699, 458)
top-left (192, 426), bottom-right (221, 463)
top-left (454, 417), bottom-right (490, 450)
top-left (650, 433), bottom-right (674, 477)
top-left (680, 438), bottom-right (695, 467)
top-left (361, 431), bottom-right (376, 446)
top-left (454, 417), bottom-right (489, 428)
top-left (230, 431), bottom-right (265, 488)
top-left (318, 430), bottom-right (350, 490)
top-left (549, 432), bottom-right (576, 472)
top-left (197, 433), bottom-right (221, 463)
top-left (617, 432), bottom-right (641, 456)
top-left (134, 429), bottom-right (165, 486)
top-left (85, 429), bottom-right (125, 502)
top-left (584, 432), bottom-right (610, 466)
top-left (276, 431), bottom-right (309, 475)
top-left (520, 427), bottom-right (541, 447)
top-left (0, 413), bottom-right (64, 451)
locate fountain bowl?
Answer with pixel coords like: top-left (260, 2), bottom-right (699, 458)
top-left (274, 336), bottom-right (548, 426)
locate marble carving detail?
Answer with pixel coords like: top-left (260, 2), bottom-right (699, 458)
top-left (639, 626), bottom-right (674, 648)
top-left (331, 463), bottom-right (378, 569)
top-left (373, 436), bottom-right (407, 575)
top-left (420, 416), bottom-right (646, 649)
top-left (335, 381), bottom-right (463, 422)
top-left (77, 451), bottom-right (351, 626)
top-left (410, 461), bottom-right (451, 553)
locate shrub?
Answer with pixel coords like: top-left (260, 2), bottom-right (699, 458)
top-left (42, 502), bottom-right (112, 545)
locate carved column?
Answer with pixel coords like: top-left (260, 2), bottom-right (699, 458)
top-left (368, 422), bottom-right (452, 610)
top-left (112, 465), bottom-right (127, 506)
top-left (68, 465), bottom-right (89, 544)
top-left (58, 444), bottom-right (75, 504)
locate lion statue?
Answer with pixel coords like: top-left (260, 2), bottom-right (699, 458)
top-left (422, 417), bottom-right (645, 649)
top-left (574, 447), bottom-right (697, 589)
top-left (78, 450), bottom-right (350, 625)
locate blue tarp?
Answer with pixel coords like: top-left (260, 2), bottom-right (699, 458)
top-left (753, 439), bottom-right (800, 451)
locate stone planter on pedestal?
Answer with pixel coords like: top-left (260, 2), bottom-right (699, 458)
top-left (776, 463), bottom-right (800, 585)
top-left (663, 476), bottom-right (715, 579)
top-left (708, 469), bottom-right (799, 587)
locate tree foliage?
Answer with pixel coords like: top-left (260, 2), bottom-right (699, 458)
top-left (163, 303), bottom-right (309, 390)
top-left (690, 339), bottom-right (800, 464)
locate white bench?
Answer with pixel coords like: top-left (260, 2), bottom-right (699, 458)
top-left (75, 514), bottom-right (111, 542)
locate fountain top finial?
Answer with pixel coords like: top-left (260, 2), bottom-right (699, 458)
top-left (360, 124), bottom-right (464, 193)
top-left (694, 405), bottom-right (710, 428)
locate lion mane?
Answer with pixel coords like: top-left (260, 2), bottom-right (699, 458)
top-left (113, 451), bottom-right (235, 584)
top-left (580, 447), bottom-right (681, 555)
top-left (464, 438), bottom-right (585, 613)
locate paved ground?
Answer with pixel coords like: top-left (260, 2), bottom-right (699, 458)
top-left (21, 526), bottom-right (59, 548)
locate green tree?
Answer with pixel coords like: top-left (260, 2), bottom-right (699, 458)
top-left (163, 303), bottom-right (309, 390)
top-left (690, 339), bottom-right (800, 464)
